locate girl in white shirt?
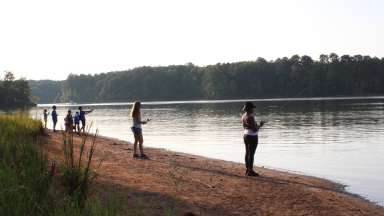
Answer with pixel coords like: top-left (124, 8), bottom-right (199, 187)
top-left (242, 101), bottom-right (265, 176)
top-left (130, 101), bottom-right (151, 159)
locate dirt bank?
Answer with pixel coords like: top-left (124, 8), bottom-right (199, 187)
top-left (43, 130), bottom-right (384, 216)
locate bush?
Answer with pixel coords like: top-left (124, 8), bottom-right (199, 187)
top-left (0, 114), bottom-right (119, 215)
top-left (60, 127), bottom-right (99, 206)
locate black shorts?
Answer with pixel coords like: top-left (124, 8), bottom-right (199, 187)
top-left (243, 135), bottom-right (258, 146)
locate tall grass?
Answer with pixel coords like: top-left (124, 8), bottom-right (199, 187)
top-left (0, 114), bottom-right (52, 215)
top-left (60, 125), bottom-right (99, 206)
top-left (0, 114), bottom-right (119, 215)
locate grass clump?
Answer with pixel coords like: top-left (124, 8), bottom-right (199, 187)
top-left (60, 126), bottom-right (99, 207)
top-left (0, 114), bottom-right (50, 215)
top-left (0, 114), bottom-right (120, 215)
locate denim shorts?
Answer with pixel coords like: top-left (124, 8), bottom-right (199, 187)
top-left (131, 127), bottom-right (142, 136)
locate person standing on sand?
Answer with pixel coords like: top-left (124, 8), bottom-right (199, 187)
top-left (43, 109), bottom-right (50, 128)
top-left (74, 111), bottom-right (81, 134)
top-left (242, 101), bottom-right (265, 177)
top-left (130, 101), bottom-right (151, 159)
top-left (64, 110), bottom-right (74, 132)
top-left (51, 105), bottom-right (58, 132)
top-left (79, 106), bottom-right (94, 133)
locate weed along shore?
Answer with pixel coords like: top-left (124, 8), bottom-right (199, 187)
top-left (41, 130), bottom-right (384, 216)
top-left (0, 114), bottom-right (118, 215)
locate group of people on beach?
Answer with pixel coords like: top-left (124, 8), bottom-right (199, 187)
top-left (129, 100), bottom-right (265, 176)
top-left (43, 106), bottom-right (93, 134)
top-left (43, 100), bottom-right (264, 176)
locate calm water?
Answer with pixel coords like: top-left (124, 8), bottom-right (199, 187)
top-left (31, 97), bottom-right (384, 205)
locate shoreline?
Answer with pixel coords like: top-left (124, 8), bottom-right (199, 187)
top-left (43, 130), bottom-right (384, 216)
top-left (97, 134), bottom-right (382, 207)
top-left (101, 134), bottom-right (383, 207)
top-left (98, 133), bottom-right (349, 191)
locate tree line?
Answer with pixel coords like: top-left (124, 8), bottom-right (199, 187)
top-left (29, 53), bottom-right (384, 103)
top-left (0, 71), bottom-right (35, 109)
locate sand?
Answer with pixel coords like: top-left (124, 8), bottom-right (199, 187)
top-left (42, 130), bottom-right (384, 216)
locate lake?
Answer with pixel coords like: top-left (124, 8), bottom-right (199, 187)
top-left (31, 96), bottom-right (384, 205)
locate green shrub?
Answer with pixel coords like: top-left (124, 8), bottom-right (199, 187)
top-left (0, 114), bottom-right (120, 215)
top-left (60, 127), bottom-right (99, 207)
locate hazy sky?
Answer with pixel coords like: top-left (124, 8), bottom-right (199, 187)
top-left (0, 0), bottom-right (383, 80)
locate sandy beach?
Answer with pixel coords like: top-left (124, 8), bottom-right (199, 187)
top-left (42, 130), bottom-right (384, 216)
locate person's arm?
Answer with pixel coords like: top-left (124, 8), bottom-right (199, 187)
top-left (84, 109), bottom-right (94, 114)
top-left (133, 116), bottom-right (147, 124)
top-left (257, 120), bottom-right (266, 130)
top-left (141, 118), bottom-right (151, 124)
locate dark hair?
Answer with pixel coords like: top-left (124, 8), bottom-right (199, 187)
top-left (52, 105), bottom-right (57, 109)
top-left (78, 106), bottom-right (83, 110)
top-left (242, 101), bottom-right (255, 112)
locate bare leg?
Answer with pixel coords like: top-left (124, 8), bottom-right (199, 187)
top-left (133, 135), bottom-right (139, 155)
top-left (81, 120), bottom-right (87, 133)
top-left (139, 135), bottom-right (144, 156)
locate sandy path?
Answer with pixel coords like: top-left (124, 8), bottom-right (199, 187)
top-left (43, 130), bottom-right (384, 216)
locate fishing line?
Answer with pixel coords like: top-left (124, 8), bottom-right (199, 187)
top-left (263, 86), bottom-right (310, 122)
top-left (257, 85), bottom-right (310, 142)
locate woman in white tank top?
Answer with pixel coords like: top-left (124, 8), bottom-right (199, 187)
top-left (130, 101), bottom-right (151, 159)
top-left (242, 101), bottom-right (265, 176)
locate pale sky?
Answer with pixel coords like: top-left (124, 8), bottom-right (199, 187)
top-left (0, 0), bottom-right (383, 80)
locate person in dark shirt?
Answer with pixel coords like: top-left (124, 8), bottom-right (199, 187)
top-left (79, 106), bottom-right (94, 133)
top-left (64, 110), bottom-right (74, 132)
top-left (74, 111), bottom-right (81, 134)
top-left (51, 105), bottom-right (58, 132)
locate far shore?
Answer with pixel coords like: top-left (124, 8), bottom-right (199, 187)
top-left (43, 130), bottom-right (384, 216)
top-left (35, 95), bottom-right (384, 107)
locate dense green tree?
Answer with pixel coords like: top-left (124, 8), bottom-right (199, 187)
top-left (28, 53), bottom-right (384, 103)
top-left (0, 71), bottom-right (34, 108)
top-left (319, 54), bottom-right (329, 64)
top-left (28, 80), bottom-right (63, 103)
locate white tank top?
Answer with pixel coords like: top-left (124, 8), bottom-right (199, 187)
top-left (132, 117), bottom-right (141, 128)
top-left (242, 113), bottom-right (258, 136)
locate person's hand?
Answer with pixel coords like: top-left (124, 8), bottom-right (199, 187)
top-left (142, 119), bottom-right (151, 124)
top-left (260, 120), bottom-right (266, 127)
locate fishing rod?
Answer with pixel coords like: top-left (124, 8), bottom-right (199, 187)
top-left (262, 86), bottom-right (310, 123)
